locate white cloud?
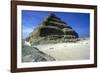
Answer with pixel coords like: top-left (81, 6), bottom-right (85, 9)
top-left (22, 26), bottom-right (34, 38)
top-left (23, 27), bottom-right (33, 33)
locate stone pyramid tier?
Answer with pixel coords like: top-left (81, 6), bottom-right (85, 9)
top-left (26, 14), bottom-right (79, 45)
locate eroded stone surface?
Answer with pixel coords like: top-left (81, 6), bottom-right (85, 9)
top-left (26, 14), bottom-right (79, 45)
top-left (22, 44), bottom-right (55, 62)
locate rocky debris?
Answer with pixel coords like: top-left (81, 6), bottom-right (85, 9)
top-left (49, 48), bottom-right (54, 49)
top-left (22, 44), bottom-right (55, 62)
top-left (26, 13), bottom-right (79, 45)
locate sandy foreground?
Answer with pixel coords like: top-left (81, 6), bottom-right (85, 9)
top-left (33, 39), bottom-right (90, 61)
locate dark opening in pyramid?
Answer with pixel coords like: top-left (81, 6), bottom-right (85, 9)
top-left (26, 14), bottom-right (79, 45)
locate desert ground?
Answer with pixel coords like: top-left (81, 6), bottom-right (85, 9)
top-left (33, 38), bottom-right (90, 61)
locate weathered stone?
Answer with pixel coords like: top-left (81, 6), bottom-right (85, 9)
top-left (22, 43), bottom-right (55, 62)
top-left (26, 13), bottom-right (79, 45)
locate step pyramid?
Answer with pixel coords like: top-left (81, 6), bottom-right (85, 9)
top-left (26, 14), bottom-right (79, 45)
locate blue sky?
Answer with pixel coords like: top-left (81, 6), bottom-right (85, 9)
top-left (22, 10), bottom-right (90, 39)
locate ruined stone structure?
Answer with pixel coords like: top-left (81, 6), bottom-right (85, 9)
top-left (26, 14), bottom-right (79, 45)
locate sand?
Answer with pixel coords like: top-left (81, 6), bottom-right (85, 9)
top-left (33, 38), bottom-right (90, 61)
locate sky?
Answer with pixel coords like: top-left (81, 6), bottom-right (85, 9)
top-left (22, 10), bottom-right (90, 39)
